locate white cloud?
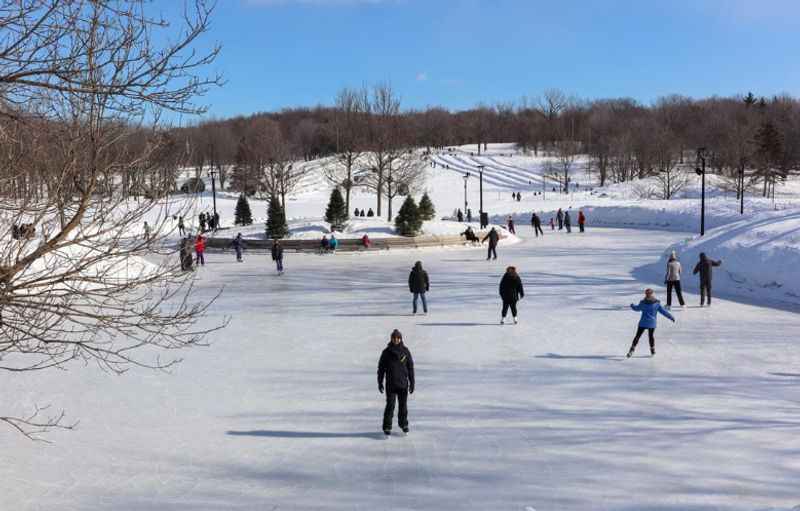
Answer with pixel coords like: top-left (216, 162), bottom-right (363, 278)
top-left (416, 72), bottom-right (427, 82)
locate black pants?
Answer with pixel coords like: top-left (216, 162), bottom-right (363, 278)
top-left (579, 223), bottom-right (585, 233)
top-left (700, 282), bottom-right (712, 305)
top-left (666, 281), bottom-right (685, 306)
top-left (533, 224), bottom-right (544, 237)
top-left (383, 389), bottom-right (408, 431)
top-left (630, 327), bottom-right (655, 352)
top-left (487, 244), bottom-right (497, 260)
top-left (501, 300), bottom-right (518, 318)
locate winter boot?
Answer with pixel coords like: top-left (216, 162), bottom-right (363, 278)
top-left (383, 429), bottom-right (391, 436)
top-left (651, 348), bottom-right (656, 356)
top-left (500, 318), bottom-right (505, 325)
top-left (513, 316), bottom-right (518, 324)
top-left (402, 427), bottom-right (409, 434)
top-left (626, 348), bottom-right (634, 358)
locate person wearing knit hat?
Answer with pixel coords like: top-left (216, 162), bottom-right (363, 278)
top-left (627, 288), bottom-right (675, 358)
top-left (377, 329), bottom-right (415, 436)
top-left (664, 251), bottom-right (685, 308)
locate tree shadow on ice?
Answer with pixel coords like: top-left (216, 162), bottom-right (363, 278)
top-left (227, 430), bottom-right (385, 440)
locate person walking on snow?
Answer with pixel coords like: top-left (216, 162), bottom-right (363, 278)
top-left (482, 227), bottom-right (500, 260)
top-left (664, 250), bottom-right (685, 308)
top-left (564, 210), bottom-right (572, 233)
top-left (271, 239), bottom-right (284, 274)
top-left (506, 216), bottom-right (516, 234)
top-left (531, 212), bottom-right (544, 237)
top-left (578, 210), bottom-right (586, 233)
top-left (499, 266), bottom-right (524, 324)
top-left (627, 288), bottom-right (675, 358)
top-left (194, 233), bottom-right (206, 267)
top-left (178, 216), bottom-right (186, 236)
top-left (693, 252), bottom-right (722, 307)
top-left (143, 221), bottom-right (151, 241)
top-left (408, 261), bottom-right (430, 315)
top-left (549, 217), bottom-right (555, 231)
top-left (556, 208), bottom-right (564, 230)
top-left (457, 209), bottom-right (464, 222)
top-left (377, 329), bottom-right (415, 436)
top-left (229, 233), bottom-right (246, 262)
top-left (328, 234), bottom-right (339, 253)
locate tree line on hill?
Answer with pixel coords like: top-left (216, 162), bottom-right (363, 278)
top-left (175, 88), bottom-right (800, 203)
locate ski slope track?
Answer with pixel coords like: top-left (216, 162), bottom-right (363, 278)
top-left (3, 226), bottom-right (800, 510)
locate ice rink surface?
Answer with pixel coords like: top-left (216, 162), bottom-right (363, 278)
top-left (3, 227), bottom-right (799, 510)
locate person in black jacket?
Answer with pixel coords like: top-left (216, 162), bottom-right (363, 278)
top-left (271, 239), bottom-right (284, 274)
top-left (692, 252), bottom-right (722, 306)
top-left (377, 329), bottom-right (415, 435)
top-left (482, 227), bottom-right (500, 260)
top-left (499, 266), bottom-right (524, 324)
top-left (531, 212), bottom-right (544, 237)
top-left (408, 261), bottom-right (430, 315)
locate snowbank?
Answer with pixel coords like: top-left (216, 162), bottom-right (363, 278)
top-left (635, 210), bottom-right (800, 307)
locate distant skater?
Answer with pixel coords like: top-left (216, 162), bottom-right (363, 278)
top-left (271, 239), bottom-right (284, 274)
top-left (556, 209), bottom-right (564, 230)
top-left (377, 329), bottom-right (415, 436)
top-left (564, 210), bottom-right (572, 233)
top-left (627, 288), bottom-right (675, 358)
top-left (194, 233), bottom-right (206, 267)
top-left (549, 217), bottom-right (555, 231)
top-left (499, 266), bottom-right (524, 324)
top-left (692, 252), bottom-right (722, 307)
top-left (229, 233), bottom-right (246, 262)
top-left (482, 227), bottom-right (499, 260)
top-left (408, 261), bottom-right (430, 315)
top-left (578, 210), bottom-right (586, 233)
top-left (506, 215), bottom-right (516, 234)
top-left (664, 251), bottom-right (685, 308)
top-left (531, 212), bottom-right (544, 237)
top-left (178, 216), bottom-right (186, 236)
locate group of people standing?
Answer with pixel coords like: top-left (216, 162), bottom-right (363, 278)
top-left (352, 208), bottom-right (375, 218)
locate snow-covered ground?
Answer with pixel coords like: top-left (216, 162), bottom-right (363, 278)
top-left (4, 226), bottom-right (800, 510)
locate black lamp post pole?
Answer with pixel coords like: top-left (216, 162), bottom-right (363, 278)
top-left (209, 168), bottom-right (218, 218)
top-left (463, 174), bottom-right (469, 215)
top-left (695, 148), bottom-right (706, 236)
top-left (478, 165), bottom-right (484, 214)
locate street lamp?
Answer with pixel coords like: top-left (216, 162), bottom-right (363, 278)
top-left (739, 157), bottom-right (746, 215)
top-left (208, 168), bottom-right (218, 220)
top-left (476, 165), bottom-right (486, 228)
top-left (695, 148), bottom-right (707, 236)
top-left (462, 173), bottom-right (469, 217)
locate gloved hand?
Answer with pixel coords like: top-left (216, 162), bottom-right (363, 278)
top-left (378, 384), bottom-right (384, 394)
top-left (409, 384), bottom-right (414, 394)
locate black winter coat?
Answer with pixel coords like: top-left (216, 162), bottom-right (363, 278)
top-left (408, 266), bottom-right (430, 293)
top-left (482, 229), bottom-right (499, 246)
top-left (692, 254), bottom-right (721, 284)
top-left (499, 273), bottom-right (524, 302)
top-left (271, 244), bottom-right (284, 260)
top-left (531, 214), bottom-right (541, 227)
top-left (378, 342), bottom-right (414, 392)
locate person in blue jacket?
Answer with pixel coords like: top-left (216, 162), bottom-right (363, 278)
top-left (627, 288), bottom-right (675, 358)
top-left (228, 233), bottom-right (246, 262)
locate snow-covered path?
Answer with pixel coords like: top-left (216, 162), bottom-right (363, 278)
top-left (3, 227), bottom-right (800, 510)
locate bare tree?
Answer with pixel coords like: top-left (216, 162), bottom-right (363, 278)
top-left (253, 117), bottom-right (303, 208)
top-left (362, 83), bottom-right (402, 217)
top-left (652, 128), bottom-right (688, 199)
top-left (0, 0), bottom-right (223, 439)
top-left (323, 87), bottom-right (368, 213)
top-left (383, 150), bottom-right (426, 221)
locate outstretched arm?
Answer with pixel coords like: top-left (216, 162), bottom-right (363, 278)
top-left (630, 302), bottom-right (642, 311)
top-left (712, 259), bottom-right (722, 267)
top-left (658, 305), bottom-right (675, 322)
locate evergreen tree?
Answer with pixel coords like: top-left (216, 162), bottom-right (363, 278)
top-left (417, 192), bottom-right (436, 221)
top-left (394, 196), bottom-right (422, 237)
top-left (266, 194), bottom-right (288, 239)
top-left (324, 188), bottom-right (348, 231)
top-left (234, 193), bottom-right (253, 226)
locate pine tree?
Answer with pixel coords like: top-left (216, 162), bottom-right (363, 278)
top-left (394, 196), bottom-right (422, 237)
top-left (417, 192), bottom-right (435, 221)
top-left (266, 194), bottom-right (288, 239)
top-left (324, 188), bottom-right (348, 231)
top-left (234, 193), bottom-right (253, 226)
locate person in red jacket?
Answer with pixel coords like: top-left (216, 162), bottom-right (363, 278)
top-left (361, 233), bottom-right (371, 249)
top-left (194, 234), bottom-right (206, 266)
top-left (578, 210), bottom-right (586, 233)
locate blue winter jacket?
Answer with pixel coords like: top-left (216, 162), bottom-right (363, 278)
top-left (630, 298), bottom-right (674, 328)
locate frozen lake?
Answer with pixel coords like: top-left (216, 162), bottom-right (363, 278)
top-left (3, 226), bottom-right (799, 510)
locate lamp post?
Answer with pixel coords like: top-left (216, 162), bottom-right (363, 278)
top-left (695, 148), bottom-right (707, 236)
top-left (462, 173), bottom-right (469, 216)
top-left (739, 157), bottom-right (746, 215)
top-left (477, 165), bottom-right (485, 214)
top-left (209, 168), bottom-right (218, 219)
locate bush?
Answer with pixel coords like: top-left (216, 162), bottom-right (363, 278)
top-left (324, 188), bottom-right (348, 231)
top-left (394, 196), bottom-right (422, 237)
top-left (234, 193), bottom-right (253, 226)
top-left (266, 195), bottom-right (288, 239)
top-left (417, 192), bottom-right (435, 221)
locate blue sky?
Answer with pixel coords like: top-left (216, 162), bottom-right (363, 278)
top-left (178, 0), bottom-right (800, 119)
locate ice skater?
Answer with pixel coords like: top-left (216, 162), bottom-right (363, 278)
top-left (271, 239), bottom-right (284, 274)
top-left (194, 233), bottom-right (206, 267)
top-left (692, 252), bottom-right (722, 307)
top-left (627, 288), bottom-right (675, 358)
top-left (482, 227), bottom-right (499, 260)
top-left (664, 251), bottom-right (685, 308)
top-left (229, 233), bottom-right (246, 262)
top-left (408, 261), bottom-right (429, 315)
top-left (499, 266), bottom-right (524, 324)
top-left (377, 329), bottom-right (415, 436)
top-left (531, 212), bottom-right (544, 237)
